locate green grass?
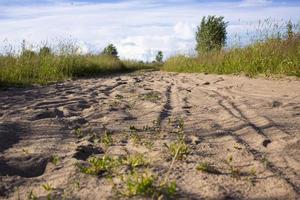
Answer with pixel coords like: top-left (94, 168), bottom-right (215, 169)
top-left (122, 153), bottom-right (148, 168)
top-left (76, 155), bottom-right (121, 176)
top-left (0, 48), bottom-right (157, 87)
top-left (120, 171), bottom-right (177, 198)
top-left (196, 162), bottom-right (220, 174)
top-left (162, 35), bottom-right (300, 77)
top-left (164, 139), bottom-right (190, 160)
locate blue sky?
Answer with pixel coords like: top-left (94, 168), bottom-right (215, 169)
top-left (0, 0), bottom-right (300, 60)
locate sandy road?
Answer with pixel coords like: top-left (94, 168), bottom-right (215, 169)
top-left (0, 71), bottom-right (299, 199)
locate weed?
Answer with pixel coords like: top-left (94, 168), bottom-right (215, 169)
top-left (122, 153), bottom-right (148, 168)
top-left (101, 131), bottom-right (113, 148)
top-left (77, 155), bottom-right (120, 176)
top-left (74, 128), bottom-right (84, 138)
top-left (122, 171), bottom-right (155, 197)
top-left (120, 171), bottom-right (177, 198)
top-left (164, 139), bottom-right (190, 160)
top-left (129, 133), bottom-right (142, 145)
top-left (261, 157), bottom-right (270, 167)
top-left (233, 144), bottom-right (243, 150)
top-left (22, 149), bottom-right (30, 154)
top-left (129, 125), bottom-right (138, 132)
top-left (115, 94), bottom-right (124, 99)
top-left (28, 190), bottom-right (37, 200)
top-left (224, 155), bottom-right (241, 179)
top-left (42, 183), bottom-right (53, 192)
top-left (196, 162), bottom-right (220, 174)
top-left (142, 140), bottom-right (154, 149)
top-left (139, 91), bottom-right (161, 102)
top-left (50, 155), bottom-right (60, 166)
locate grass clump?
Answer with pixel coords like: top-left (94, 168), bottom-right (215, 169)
top-left (122, 153), bottom-right (148, 168)
top-left (224, 155), bottom-right (241, 179)
top-left (196, 162), bottom-right (220, 174)
top-left (164, 139), bottom-right (190, 160)
top-left (50, 155), bottom-right (61, 166)
top-left (139, 91), bottom-right (161, 102)
top-left (120, 171), bottom-right (177, 199)
top-left (77, 155), bottom-right (121, 176)
top-left (101, 131), bottom-right (113, 148)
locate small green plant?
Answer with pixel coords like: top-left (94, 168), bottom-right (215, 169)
top-left (101, 131), bottom-right (113, 148)
top-left (196, 162), bottom-right (220, 174)
top-left (74, 128), bottom-right (84, 138)
top-left (22, 149), bottom-right (30, 154)
top-left (77, 156), bottom-right (121, 176)
top-left (42, 183), bottom-right (53, 192)
top-left (164, 139), bottom-right (190, 160)
top-left (50, 155), bottom-right (60, 166)
top-left (28, 190), bottom-right (37, 200)
top-left (120, 171), bottom-right (177, 198)
top-left (225, 155), bottom-right (240, 179)
top-left (129, 125), bottom-right (138, 132)
top-left (129, 133), bottom-right (141, 145)
top-left (142, 140), bottom-right (154, 149)
top-left (123, 153), bottom-right (147, 168)
top-left (122, 171), bottom-right (155, 197)
top-left (42, 183), bottom-right (54, 200)
top-left (139, 91), bottom-right (161, 102)
top-left (261, 157), bottom-right (270, 167)
top-left (115, 94), bottom-right (124, 99)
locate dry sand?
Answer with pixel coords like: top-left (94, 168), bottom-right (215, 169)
top-left (0, 71), bottom-right (299, 199)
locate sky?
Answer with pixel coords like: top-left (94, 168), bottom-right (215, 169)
top-left (0, 0), bottom-right (300, 61)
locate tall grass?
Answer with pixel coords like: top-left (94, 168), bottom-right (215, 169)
top-left (0, 43), bottom-right (157, 87)
top-left (163, 36), bottom-right (300, 77)
top-left (163, 20), bottom-right (300, 77)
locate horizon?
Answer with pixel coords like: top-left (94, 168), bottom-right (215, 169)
top-left (0, 0), bottom-right (300, 61)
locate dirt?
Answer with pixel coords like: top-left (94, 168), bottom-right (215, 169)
top-left (0, 71), bottom-right (300, 199)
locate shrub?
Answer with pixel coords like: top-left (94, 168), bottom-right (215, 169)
top-left (102, 44), bottom-right (118, 58)
top-left (196, 15), bottom-right (228, 53)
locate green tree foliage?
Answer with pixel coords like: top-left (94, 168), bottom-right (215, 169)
top-left (39, 46), bottom-right (52, 56)
top-left (155, 51), bottom-right (163, 63)
top-left (196, 16), bottom-right (228, 53)
top-left (102, 44), bottom-right (118, 58)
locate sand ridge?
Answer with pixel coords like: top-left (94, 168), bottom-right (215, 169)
top-left (0, 71), bottom-right (299, 199)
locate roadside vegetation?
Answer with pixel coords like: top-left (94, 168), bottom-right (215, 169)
top-left (0, 42), bottom-right (157, 87)
top-left (163, 17), bottom-right (300, 77)
top-left (1, 17), bottom-right (299, 87)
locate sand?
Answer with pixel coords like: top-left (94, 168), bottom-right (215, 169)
top-left (0, 71), bottom-right (299, 199)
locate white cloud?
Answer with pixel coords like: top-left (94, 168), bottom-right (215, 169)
top-left (239, 0), bottom-right (272, 7)
top-left (0, 0), bottom-right (299, 60)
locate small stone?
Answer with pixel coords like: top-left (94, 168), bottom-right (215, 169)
top-left (262, 139), bottom-right (272, 147)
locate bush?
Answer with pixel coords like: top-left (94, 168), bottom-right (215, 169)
top-left (102, 44), bottom-right (118, 58)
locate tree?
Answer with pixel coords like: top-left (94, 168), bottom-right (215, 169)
top-left (39, 46), bottom-right (52, 56)
top-left (155, 51), bottom-right (163, 63)
top-left (102, 44), bottom-right (118, 58)
top-left (195, 16), bottom-right (228, 53)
